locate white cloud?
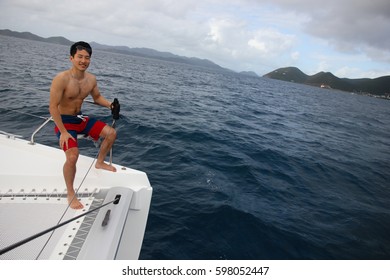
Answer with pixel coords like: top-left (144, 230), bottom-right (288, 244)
top-left (248, 29), bottom-right (295, 56)
top-left (335, 66), bottom-right (363, 79)
top-left (256, 0), bottom-right (390, 56)
top-left (291, 51), bottom-right (300, 61)
top-left (0, 0), bottom-right (389, 77)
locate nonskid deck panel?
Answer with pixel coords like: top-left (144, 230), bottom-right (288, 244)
top-left (61, 198), bottom-right (104, 260)
top-left (0, 187), bottom-right (104, 260)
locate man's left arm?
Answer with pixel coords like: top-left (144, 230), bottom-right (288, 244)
top-left (90, 76), bottom-right (112, 109)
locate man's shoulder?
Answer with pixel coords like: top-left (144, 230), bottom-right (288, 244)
top-left (53, 70), bottom-right (70, 81)
top-left (86, 71), bottom-right (97, 80)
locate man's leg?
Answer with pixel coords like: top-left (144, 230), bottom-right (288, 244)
top-left (95, 125), bottom-right (117, 172)
top-left (64, 147), bottom-right (84, 209)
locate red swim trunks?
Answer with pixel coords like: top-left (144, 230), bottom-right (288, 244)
top-left (54, 113), bottom-right (106, 151)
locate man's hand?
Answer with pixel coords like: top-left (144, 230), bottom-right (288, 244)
top-left (59, 131), bottom-right (75, 150)
top-left (111, 98), bottom-right (120, 120)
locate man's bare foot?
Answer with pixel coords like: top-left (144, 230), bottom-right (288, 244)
top-left (95, 162), bottom-right (117, 172)
top-left (68, 196), bottom-right (84, 210)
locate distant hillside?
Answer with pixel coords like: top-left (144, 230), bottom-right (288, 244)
top-left (239, 71), bottom-right (259, 77)
top-left (0, 29), bottom-right (226, 71)
top-left (89, 41), bottom-right (226, 70)
top-left (264, 67), bottom-right (390, 97)
top-left (0, 29), bottom-right (73, 45)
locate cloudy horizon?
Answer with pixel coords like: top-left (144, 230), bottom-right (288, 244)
top-left (0, 0), bottom-right (389, 78)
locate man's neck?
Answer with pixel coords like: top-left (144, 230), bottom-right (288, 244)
top-left (70, 68), bottom-right (85, 80)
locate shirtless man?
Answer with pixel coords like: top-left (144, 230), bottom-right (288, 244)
top-left (49, 41), bottom-right (117, 209)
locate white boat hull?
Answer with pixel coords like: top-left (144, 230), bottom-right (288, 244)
top-left (0, 133), bottom-right (152, 260)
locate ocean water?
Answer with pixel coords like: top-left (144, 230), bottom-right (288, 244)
top-left (1, 35), bottom-right (389, 260)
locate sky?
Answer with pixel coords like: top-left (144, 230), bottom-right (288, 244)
top-left (0, 0), bottom-right (389, 78)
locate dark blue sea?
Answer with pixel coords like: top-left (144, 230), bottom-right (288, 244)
top-left (1, 35), bottom-right (389, 260)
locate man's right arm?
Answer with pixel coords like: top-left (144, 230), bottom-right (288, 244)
top-left (49, 74), bottom-right (74, 149)
top-left (49, 75), bottom-right (66, 132)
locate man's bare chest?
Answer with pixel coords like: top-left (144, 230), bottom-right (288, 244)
top-left (65, 78), bottom-right (93, 99)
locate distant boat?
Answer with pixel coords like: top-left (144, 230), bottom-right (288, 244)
top-left (0, 118), bottom-right (152, 260)
top-left (320, 84), bottom-right (331, 89)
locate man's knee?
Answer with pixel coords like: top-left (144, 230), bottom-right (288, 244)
top-left (109, 127), bottom-right (117, 140)
top-left (103, 126), bottom-right (116, 141)
top-left (65, 148), bottom-right (79, 164)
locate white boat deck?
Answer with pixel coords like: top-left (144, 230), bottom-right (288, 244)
top-left (0, 193), bottom-right (97, 259)
top-left (0, 132), bottom-right (152, 260)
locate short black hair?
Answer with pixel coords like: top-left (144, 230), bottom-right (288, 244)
top-left (70, 41), bottom-right (92, 57)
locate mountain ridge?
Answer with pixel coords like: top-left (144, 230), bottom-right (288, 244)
top-left (264, 67), bottom-right (390, 97)
top-left (0, 29), bottom-right (228, 72)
